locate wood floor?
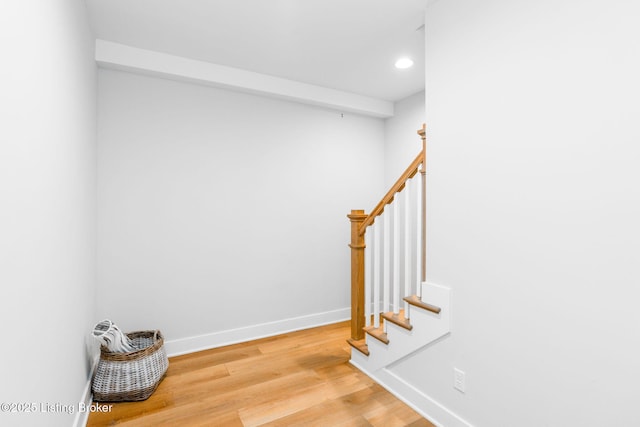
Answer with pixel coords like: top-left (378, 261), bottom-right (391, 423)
top-left (87, 321), bottom-right (435, 426)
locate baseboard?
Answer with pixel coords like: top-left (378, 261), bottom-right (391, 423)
top-left (164, 307), bottom-right (350, 357)
top-left (350, 361), bottom-right (474, 427)
top-left (72, 356), bottom-right (99, 427)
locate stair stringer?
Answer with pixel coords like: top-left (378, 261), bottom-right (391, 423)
top-left (350, 283), bottom-right (451, 373)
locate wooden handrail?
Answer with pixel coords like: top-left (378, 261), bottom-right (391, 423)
top-left (358, 150), bottom-right (423, 235)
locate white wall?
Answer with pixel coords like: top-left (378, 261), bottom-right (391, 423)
top-left (96, 69), bottom-right (384, 349)
top-left (384, 91), bottom-right (425, 187)
top-left (387, 1), bottom-right (640, 426)
top-left (0, 2), bottom-right (97, 427)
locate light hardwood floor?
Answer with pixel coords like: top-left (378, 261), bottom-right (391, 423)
top-left (87, 321), bottom-right (435, 426)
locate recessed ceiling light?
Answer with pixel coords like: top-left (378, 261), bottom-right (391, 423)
top-left (395, 58), bottom-right (414, 69)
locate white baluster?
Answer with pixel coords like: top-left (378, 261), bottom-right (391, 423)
top-left (404, 179), bottom-right (411, 314)
top-left (415, 174), bottom-right (422, 299)
top-left (364, 228), bottom-right (372, 328)
top-left (373, 220), bottom-right (381, 328)
top-left (393, 198), bottom-right (400, 314)
top-left (383, 210), bottom-right (390, 316)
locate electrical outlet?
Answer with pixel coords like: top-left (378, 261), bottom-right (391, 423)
top-left (454, 368), bottom-right (466, 393)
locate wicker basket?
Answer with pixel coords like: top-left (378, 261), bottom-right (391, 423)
top-left (92, 330), bottom-right (169, 402)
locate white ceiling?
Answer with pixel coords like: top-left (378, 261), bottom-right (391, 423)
top-left (85, 0), bottom-right (427, 102)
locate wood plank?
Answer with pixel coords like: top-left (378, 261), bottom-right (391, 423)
top-left (347, 338), bottom-right (370, 356)
top-left (404, 295), bottom-right (442, 314)
top-left (364, 325), bottom-right (389, 344)
top-left (238, 372), bottom-right (372, 426)
top-left (258, 386), bottom-right (381, 427)
top-left (169, 343), bottom-right (262, 373)
top-left (381, 309), bottom-right (413, 330)
top-left (366, 397), bottom-right (435, 426)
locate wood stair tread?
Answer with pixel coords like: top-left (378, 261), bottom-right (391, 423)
top-left (363, 325), bottom-right (389, 345)
top-left (347, 338), bottom-right (369, 356)
top-left (403, 295), bottom-right (442, 314)
top-left (381, 309), bottom-right (413, 331)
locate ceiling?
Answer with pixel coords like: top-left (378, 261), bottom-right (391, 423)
top-left (85, 0), bottom-right (427, 102)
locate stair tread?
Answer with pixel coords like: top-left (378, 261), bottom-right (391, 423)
top-left (381, 309), bottom-right (413, 331)
top-left (347, 338), bottom-right (369, 356)
top-left (363, 325), bottom-right (389, 344)
top-left (403, 295), bottom-right (442, 314)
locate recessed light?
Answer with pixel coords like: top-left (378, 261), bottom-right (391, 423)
top-left (395, 58), bottom-right (414, 69)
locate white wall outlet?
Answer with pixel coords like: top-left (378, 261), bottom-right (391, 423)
top-left (454, 368), bottom-right (466, 393)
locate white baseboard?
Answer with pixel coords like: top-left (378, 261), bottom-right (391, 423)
top-left (164, 307), bottom-right (350, 357)
top-left (350, 360), bottom-right (474, 427)
top-left (73, 356), bottom-right (99, 427)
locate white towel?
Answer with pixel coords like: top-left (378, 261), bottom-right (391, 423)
top-left (92, 319), bottom-right (135, 353)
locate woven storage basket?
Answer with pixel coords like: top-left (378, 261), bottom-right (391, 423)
top-left (92, 330), bottom-right (169, 402)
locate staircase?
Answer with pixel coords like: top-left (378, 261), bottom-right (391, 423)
top-left (346, 124), bottom-right (450, 376)
top-left (349, 281), bottom-right (450, 373)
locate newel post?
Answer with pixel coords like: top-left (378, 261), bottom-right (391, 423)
top-left (348, 209), bottom-right (368, 341)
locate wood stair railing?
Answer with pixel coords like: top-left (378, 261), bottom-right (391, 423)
top-left (347, 124), bottom-right (437, 357)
